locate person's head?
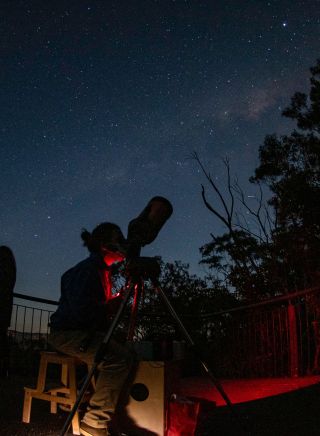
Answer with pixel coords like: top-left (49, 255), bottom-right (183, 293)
top-left (81, 223), bottom-right (126, 265)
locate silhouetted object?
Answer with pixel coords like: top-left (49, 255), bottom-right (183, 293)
top-left (49, 222), bottom-right (133, 436)
top-left (252, 60), bottom-right (320, 293)
top-left (127, 196), bottom-right (173, 258)
top-left (0, 245), bottom-right (16, 377)
top-left (312, 320), bottom-right (320, 373)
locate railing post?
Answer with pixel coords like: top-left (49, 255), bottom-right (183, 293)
top-left (288, 303), bottom-right (299, 377)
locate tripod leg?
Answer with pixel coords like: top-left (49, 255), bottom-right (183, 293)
top-left (59, 283), bottom-right (134, 436)
top-left (154, 283), bottom-right (241, 423)
top-left (127, 283), bottom-right (141, 341)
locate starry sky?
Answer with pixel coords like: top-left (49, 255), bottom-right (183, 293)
top-left (1, 0), bottom-right (320, 301)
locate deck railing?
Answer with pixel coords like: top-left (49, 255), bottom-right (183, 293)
top-left (201, 287), bottom-right (320, 378)
top-left (8, 287), bottom-right (320, 378)
top-left (7, 293), bottom-right (57, 374)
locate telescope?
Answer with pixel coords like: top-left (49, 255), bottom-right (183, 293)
top-left (60, 195), bottom-right (237, 436)
top-left (126, 196), bottom-right (173, 259)
top-left (122, 195), bottom-right (173, 288)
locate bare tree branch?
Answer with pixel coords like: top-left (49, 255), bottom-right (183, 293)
top-left (224, 157), bottom-right (235, 222)
top-left (201, 185), bottom-right (230, 228)
top-left (233, 180), bottom-right (270, 242)
top-left (234, 221), bottom-right (265, 243)
top-left (193, 152), bottom-right (233, 230)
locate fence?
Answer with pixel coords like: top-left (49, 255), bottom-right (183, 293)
top-left (7, 293), bottom-right (57, 374)
top-left (8, 287), bottom-right (320, 378)
top-left (203, 287), bottom-right (320, 378)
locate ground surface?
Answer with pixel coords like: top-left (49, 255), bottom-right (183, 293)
top-left (1, 374), bottom-right (320, 435)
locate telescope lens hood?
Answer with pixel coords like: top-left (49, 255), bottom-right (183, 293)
top-left (127, 196), bottom-right (173, 256)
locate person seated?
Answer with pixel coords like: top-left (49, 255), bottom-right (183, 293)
top-left (49, 223), bottom-right (133, 436)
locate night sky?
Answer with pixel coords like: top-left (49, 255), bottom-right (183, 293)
top-left (1, 0), bottom-right (320, 300)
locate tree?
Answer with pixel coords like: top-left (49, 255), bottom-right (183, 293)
top-left (194, 153), bottom-right (280, 301)
top-left (252, 60), bottom-right (320, 290)
top-left (128, 259), bottom-right (237, 342)
top-left (198, 60), bottom-right (320, 299)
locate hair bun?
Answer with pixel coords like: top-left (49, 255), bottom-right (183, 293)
top-left (81, 222), bottom-right (123, 253)
top-left (81, 229), bottom-right (92, 247)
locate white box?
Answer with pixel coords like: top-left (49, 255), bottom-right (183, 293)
top-left (117, 361), bottom-right (180, 436)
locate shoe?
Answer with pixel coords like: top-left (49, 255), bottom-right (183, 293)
top-left (80, 421), bottom-right (111, 436)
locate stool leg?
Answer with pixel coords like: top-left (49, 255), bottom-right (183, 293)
top-left (54, 362), bottom-right (68, 414)
top-left (36, 354), bottom-right (48, 392)
top-left (50, 393), bottom-right (58, 414)
top-left (22, 390), bottom-right (32, 423)
top-left (61, 363), bottom-right (68, 386)
top-left (72, 413), bottom-right (81, 435)
top-left (69, 362), bottom-right (80, 435)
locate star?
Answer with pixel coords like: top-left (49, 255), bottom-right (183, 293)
top-left (1, 0), bottom-right (319, 299)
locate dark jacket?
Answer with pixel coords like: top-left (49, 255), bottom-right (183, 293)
top-left (50, 253), bottom-right (111, 331)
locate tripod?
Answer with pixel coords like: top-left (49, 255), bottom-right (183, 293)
top-left (60, 266), bottom-right (238, 436)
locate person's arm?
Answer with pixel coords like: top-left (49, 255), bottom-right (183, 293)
top-left (63, 265), bottom-right (110, 330)
top-left (105, 293), bottom-right (124, 316)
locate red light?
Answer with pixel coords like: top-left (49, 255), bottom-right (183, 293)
top-left (179, 375), bottom-right (320, 406)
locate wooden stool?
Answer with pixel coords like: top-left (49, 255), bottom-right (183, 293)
top-left (22, 351), bottom-right (92, 435)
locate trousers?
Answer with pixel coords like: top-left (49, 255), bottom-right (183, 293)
top-left (49, 329), bottom-right (134, 429)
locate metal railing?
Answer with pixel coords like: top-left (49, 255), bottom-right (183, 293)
top-left (11, 293), bottom-right (56, 337)
top-left (203, 287), bottom-right (320, 378)
top-left (7, 293), bottom-right (57, 373)
top-left (9, 292), bottom-right (57, 343)
top-left (8, 287), bottom-right (320, 378)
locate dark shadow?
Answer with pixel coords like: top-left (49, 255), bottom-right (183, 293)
top-left (0, 246), bottom-right (16, 378)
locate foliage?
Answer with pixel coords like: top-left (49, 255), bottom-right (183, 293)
top-left (194, 152), bottom-right (279, 301)
top-left (252, 59), bottom-right (320, 291)
top-left (200, 230), bottom-right (282, 300)
top-left (198, 60), bottom-right (320, 300)
top-left (131, 259), bottom-right (237, 342)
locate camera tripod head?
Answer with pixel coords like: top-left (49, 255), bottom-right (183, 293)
top-left (125, 256), bottom-right (161, 284)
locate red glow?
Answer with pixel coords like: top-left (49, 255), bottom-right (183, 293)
top-left (167, 395), bottom-right (200, 436)
top-left (179, 375), bottom-right (320, 406)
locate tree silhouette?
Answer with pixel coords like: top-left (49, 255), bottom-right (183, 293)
top-left (127, 259), bottom-right (237, 343)
top-left (194, 152), bottom-right (280, 301)
top-left (252, 60), bottom-right (320, 291)
top-left (198, 60), bottom-right (320, 299)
